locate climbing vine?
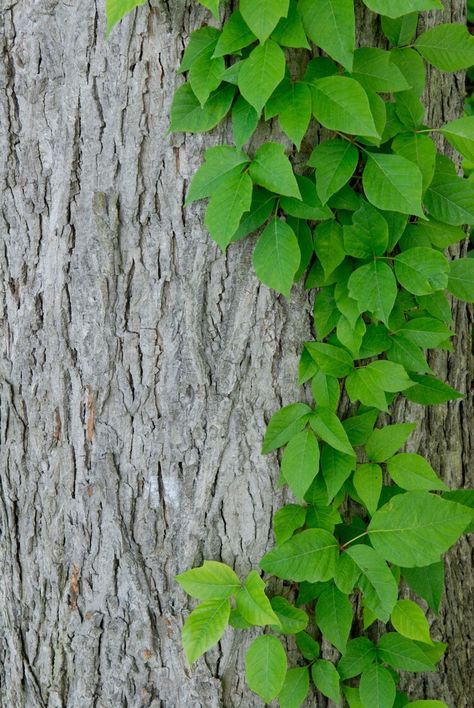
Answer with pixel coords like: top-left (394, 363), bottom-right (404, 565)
top-left (107, 1), bottom-right (474, 705)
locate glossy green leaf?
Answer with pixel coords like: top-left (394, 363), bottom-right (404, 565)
top-left (176, 561), bottom-right (240, 600)
top-left (105, 0), bottom-right (147, 34)
top-left (310, 408), bottom-right (355, 456)
top-left (359, 664), bottom-right (396, 708)
top-left (260, 529), bottom-right (339, 582)
top-left (376, 633), bottom-right (436, 672)
top-left (299, 0), bottom-right (355, 71)
top-left (253, 218), bottom-right (301, 296)
top-left (182, 598), bottom-right (230, 663)
top-left (245, 635), bottom-right (287, 704)
top-left (262, 403), bottom-right (312, 454)
top-left (338, 637), bottom-right (377, 680)
top-left (250, 143), bottom-right (301, 198)
top-left (343, 202), bottom-right (389, 258)
top-left (394, 247), bottom-right (449, 296)
top-left (366, 422), bottom-right (416, 463)
top-left (316, 584), bottom-right (353, 653)
top-left (415, 24), bottom-right (474, 72)
top-left (447, 258), bottom-right (474, 302)
top-left (278, 667), bottom-right (310, 708)
top-left (281, 429), bottom-right (320, 500)
top-left (205, 171), bottom-right (253, 249)
top-left (238, 40), bottom-right (286, 114)
top-left (348, 261), bottom-right (397, 326)
top-left (404, 374), bottom-right (463, 405)
top-left (425, 173), bottom-right (474, 226)
top-left (352, 48), bottom-right (410, 93)
top-left (273, 504), bottom-right (307, 546)
top-left (391, 599), bottom-right (433, 644)
top-left (312, 77), bottom-right (379, 138)
top-left (381, 13), bottom-right (418, 46)
top-left (240, 0), bottom-right (289, 44)
top-left (236, 571), bottom-right (281, 626)
top-left (363, 0), bottom-right (441, 18)
top-left (213, 11), bottom-right (256, 57)
top-left (270, 597), bottom-right (309, 634)
top-left (387, 453), bottom-right (447, 491)
top-left (311, 660), bottom-right (341, 704)
top-left (186, 146), bottom-right (249, 204)
top-left (346, 545), bottom-right (398, 622)
top-left (354, 464), bottom-right (382, 515)
top-left (402, 562), bottom-right (444, 614)
top-left (170, 83), bottom-right (235, 133)
top-left (309, 139), bottom-right (359, 205)
top-left (232, 96), bottom-right (259, 149)
top-left (363, 153), bottom-right (424, 217)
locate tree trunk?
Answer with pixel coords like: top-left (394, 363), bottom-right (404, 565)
top-left (0, 1), bottom-right (471, 707)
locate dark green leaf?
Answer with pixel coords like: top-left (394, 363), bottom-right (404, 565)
top-left (363, 153), bottom-right (424, 217)
top-left (253, 218), bottom-right (301, 296)
top-left (402, 562), bottom-right (444, 613)
top-left (366, 423), bottom-right (416, 463)
top-left (312, 77), bottom-right (379, 138)
top-left (316, 584), bottom-right (353, 653)
top-left (299, 0), bottom-right (355, 71)
top-left (404, 374), bottom-right (463, 405)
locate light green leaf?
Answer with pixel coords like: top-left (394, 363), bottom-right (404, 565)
top-left (381, 13), bottom-right (418, 47)
top-left (299, 0), bottom-right (355, 71)
top-left (176, 561), bottom-right (240, 600)
top-left (240, 0), bottom-right (289, 44)
top-left (354, 464), bottom-right (382, 515)
top-left (343, 409), bottom-right (379, 446)
top-left (186, 146), bottom-right (249, 204)
top-left (232, 96), bottom-right (259, 149)
top-left (238, 40), bottom-right (286, 114)
top-left (311, 371), bottom-right (340, 411)
top-left (179, 27), bottom-right (220, 73)
top-left (334, 553), bottom-right (360, 594)
top-left (253, 218), bottom-right (301, 297)
top-left (260, 529), bottom-right (339, 582)
top-left (281, 429), bottom-right (320, 500)
top-left (266, 80), bottom-right (312, 149)
top-left (313, 221), bottom-right (346, 275)
top-left (281, 176), bottom-right (333, 220)
top-left (404, 374), bottom-right (463, 405)
top-left (246, 635), bottom-right (287, 704)
top-left (198, 0), bottom-right (221, 20)
top-left (391, 47), bottom-right (426, 97)
top-left (270, 597), bottom-right (309, 634)
top-left (348, 261), bottom-right (398, 326)
top-left (232, 188), bottom-right (276, 242)
top-left (392, 134), bottom-right (436, 192)
top-left (366, 422), bottom-right (416, 463)
top-left (170, 83), bottom-right (235, 133)
top-left (388, 334), bottom-right (432, 375)
top-left (236, 571), bottom-right (280, 626)
top-left (363, 153), bottom-right (424, 217)
top-left (391, 599), bottom-right (433, 644)
top-left (278, 667), bottom-right (310, 708)
top-left (387, 453), bottom-right (447, 491)
top-left (182, 598), bottom-right (230, 663)
top-left (395, 90), bottom-right (425, 130)
top-left (338, 637), bottom-right (377, 680)
top-left (443, 490), bottom-right (474, 533)
top-left (359, 664), bottom-right (396, 708)
top-left (188, 53), bottom-right (225, 106)
top-left (405, 702), bottom-right (448, 708)
top-left (448, 258), bottom-right (474, 302)
top-left (273, 504), bottom-right (307, 546)
top-left (296, 631), bottom-right (321, 659)
top-left (346, 545), bottom-right (398, 622)
top-left (352, 48), bottom-right (410, 93)
top-left (305, 342), bottom-right (354, 378)
top-left (213, 11), bottom-right (256, 57)
top-left (343, 202), bottom-right (389, 258)
top-left (345, 368), bottom-right (388, 412)
top-left (310, 408), bottom-right (355, 456)
top-left (376, 633), bottom-right (436, 672)
top-left (408, 219), bottom-right (464, 249)
top-left (402, 562), bottom-right (444, 614)
top-left (321, 447), bottom-right (356, 502)
top-left (425, 172), bottom-right (474, 226)
top-left (441, 116), bottom-right (474, 162)
top-left (272, 0), bottom-right (310, 49)
top-left (399, 317), bottom-right (453, 348)
top-left (368, 491), bottom-right (473, 567)
top-left (105, 0), bottom-right (147, 34)
top-left (250, 143), bottom-right (301, 198)
top-left (262, 402), bottom-right (312, 454)
top-left (362, 0), bottom-right (441, 18)
top-left (415, 24), bottom-right (474, 72)
top-left (316, 584), bottom-right (353, 653)
top-left (394, 248), bottom-right (449, 296)
top-left (312, 77), bottom-right (379, 138)
top-left (205, 171), bottom-right (253, 249)
top-left (309, 139), bottom-right (359, 206)
top-left (311, 660), bottom-right (341, 704)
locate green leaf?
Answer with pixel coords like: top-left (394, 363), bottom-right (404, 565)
top-left (425, 172), bottom-right (474, 226)
top-left (260, 529), bottom-right (339, 582)
top-left (391, 599), bottom-right (433, 644)
top-left (273, 504), bottom-right (307, 546)
top-left (392, 134), bottom-right (436, 192)
top-left (281, 429), bottom-right (320, 500)
top-left (315, 584), bottom-right (353, 653)
top-left (415, 24), bottom-right (474, 72)
top-left (309, 139), bottom-right (359, 206)
top-left (447, 258), bottom-right (474, 303)
top-left (105, 0), bottom-right (147, 34)
top-left (399, 317), bottom-right (453, 348)
top-left (310, 408), bottom-right (355, 456)
top-left (362, 0), bottom-right (441, 18)
top-left (250, 143), bottom-right (301, 198)
top-left (262, 403), bottom-right (312, 454)
top-left (312, 77), bottom-right (379, 138)
top-left (313, 221), bottom-right (346, 276)
top-left (334, 553), bottom-right (360, 594)
top-left (321, 447), bottom-right (356, 502)
top-left (348, 261), bottom-right (397, 326)
top-left (245, 635), bottom-right (287, 704)
top-left (345, 368), bottom-right (388, 412)
top-left (381, 13), bottom-right (418, 47)
top-left (281, 176), bottom-right (333, 220)
top-left (179, 27), bottom-right (220, 73)
top-left (186, 146), bottom-right (249, 204)
top-left (306, 343), bottom-right (354, 378)
top-left (253, 218), bottom-right (301, 296)
top-left (363, 153), bottom-right (424, 217)
top-left (405, 703), bottom-right (448, 708)
top-left (236, 571), bottom-right (281, 626)
top-left (270, 597), bottom-right (309, 634)
top-left (278, 667), bottom-right (310, 708)
top-left (272, 0), bottom-right (310, 49)
top-left (441, 116), bottom-right (474, 163)
top-left (238, 40), bottom-right (286, 114)
top-left (338, 638), bottom-right (377, 680)
top-left (359, 664), bottom-right (396, 708)
top-left (388, 334), bottom-right (432, 375)
top-left (205, 171), bottom-right (253, 249)
top-left (213, 11), bottom-right (256, 57)
top-left (198, 0), bottom-right (221, 20)
top-left (311, 660), bottom-right (341, 704)
top-left (182, 598), bottom-right (230, 663)
top-left (296, 631), bottom-right (321, 660)
top-left (188, 52), bottom-right (225, 107)
top-left (266, 80), bottom-right (312, 149)
top-left (299, 0), bottom-right (355, 71)
top-left (343, 202), bottom-right (389, 258)
top-left (353, 464), bottom-right (382, 515)
top-left (394, 247), bottom-right (449, 296)
top-left (402, 562), bottom-right (444, 613)
top-left (352, 48), bottom-right (410, 93)
top-left (176, 561), bottom-right (241, 600)
top-left (376, 633), bottom-right (436, 672)
top-left (387, 453), bottom-right (447, 491)
top-left (343, 409), bottom-right (380, 446)
top-left (443, 489), bottom-right (474, 532)
top-left (240, 0), bottom-right (289, 44)
top-left (346, 545), bottom-right (398, 622)
top-left (368, 491), bottom-right (473, 567)
top-left (311, 371), bottom-right (340, 411)
top-left (366, 422), bottom-right (416, 463)
top-left (229, 607), bottom-right (251, 629)
top-left (232, 188), bottom-right (276, 242)
top-left (232, 96), bottom-right (259, 149)
top-left (170, 83), bottom-right (235, 133)
top-left (404, 374), bottom-right (463, 405)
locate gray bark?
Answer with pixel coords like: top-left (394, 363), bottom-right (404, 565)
top-left (0, 1), bottom-right (471, 707)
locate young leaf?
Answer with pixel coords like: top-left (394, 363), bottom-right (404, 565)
top-left (415, 24), bottom-right (474, 72)
top-left (348, 261), bottom-right (397, 326)
top-left (311, 660), bottom-right (341, 704)
top-left (359, 664), bottom-right (396, 708)
top-left (312, 77), bottom-right (379, 138)
top-left (260, 529), bottom-right (339, 582)
top-left (362, 0), bottom-right (441, 18)
top-left (205, 171), bottom-right (253, 249)
top-left (315, 583), bottom-right (353, 653)
top-left (253, 218), bottom-right (301, 297)
top-left (346, 545), bottom-right (398, 622)
top-left (338, 637), bottom-right (377, 680)
top-left (376, 633), bottom-right (436, 672)
top-left (391, 599), bottom-right (433, 645)
top-left (170, 83), bottom-right (235, 133)
top-left (402, 562), bottom-right (444, 614)
top-left (352, 48), bottom-right (410, 93)
top-left (213, 11), bottom-right (256, 57)
top-left (447, 258), bottom-right (474, 303)
top-left (299, 0), bottom-right (355, 71)
top-left (281, 429), bottom-right (320, 500)
top-left (278, 667), bottom-right (310, 708)
top-left (105, 0), bottom-right (147, 35)
top-left (366, 422), bottom-right (416, 463)
top-left (273, 504), bottom-right (307, 546)
top-left (236, 571), bottom-right (281, 627)
top-left (250, 143), bottom-right (301, 198)
top-left (368, 491), bottom-right (473, 567)
top-left (310, 408), bottom-right (355, 456)
top-left (240, 0), bottom-right (289, 44)
top-left (238, 40), bottom-right (286, 114)
top-left (272, 0), bottom-right (310, 49)
top-left (262, 402), bottom-right (312, 454)
top-left (309, 139), bottom-right (359, 206)
top-left (270, 597), bottom-right (309, 634)
top-left (186, 146), bottom-right (249, 204)
top-left (387, 453), bottom-right (447, 491)
top-left (245, 635), bottom-right (287, 704)
top-left (343, 202), bottom-right (389, 258)
top-left (176, 561), bottom-right (241, 600)
top-left (353, 464), bottom-right (382, 515)
top-left (182, 598), bottom-right (230, 663)
top-left (363, 153), bottom-right (424, 217)
top-left (197, 0), bottom-right (221, 20)
top-left (305, 342), bottom-right (354, 378)
top-left (395, 247), bottom-right (449, 295)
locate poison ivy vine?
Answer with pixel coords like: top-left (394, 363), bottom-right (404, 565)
top-left (107, 0), bottom-right (474, 705)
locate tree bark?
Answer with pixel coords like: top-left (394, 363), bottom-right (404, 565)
top-left (0, 1), bottom-right (471, 707)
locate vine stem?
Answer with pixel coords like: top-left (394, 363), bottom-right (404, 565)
top-left (340, 530), bottom-right (369, 551)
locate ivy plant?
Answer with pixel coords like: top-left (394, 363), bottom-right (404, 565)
top-left (107, 0), bottom-right (474, 705)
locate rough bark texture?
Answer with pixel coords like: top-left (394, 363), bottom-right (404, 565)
top-left (0, 1), bottom-right (471, 707)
